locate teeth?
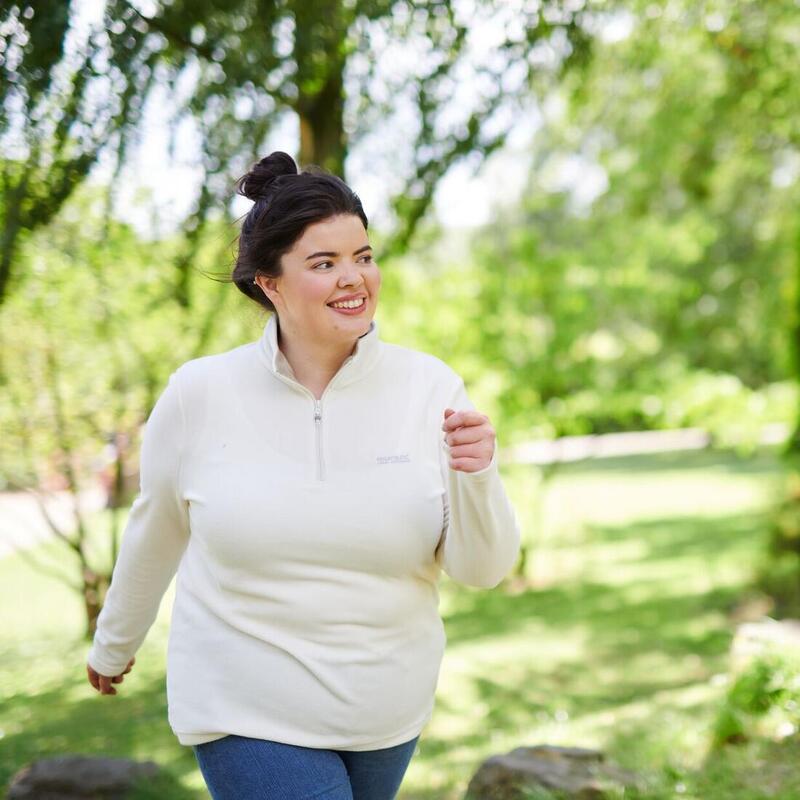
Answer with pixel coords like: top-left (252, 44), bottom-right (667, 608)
top-left (330, 297), bottom-right (365, 309)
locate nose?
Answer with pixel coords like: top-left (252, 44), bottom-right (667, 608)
top-left (338, 261), bottom-right (366, 288)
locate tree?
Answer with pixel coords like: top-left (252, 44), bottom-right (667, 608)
top-left (1, 0), bottom-right (594, 306)
top-left (0, 3), bottom-right (139, 302)
top-left (0, 187), bottom-right (249, 635)
top-left (558, 0), bottom-right (799, 441)
top-left (412, 0), bottom-right (799, 583)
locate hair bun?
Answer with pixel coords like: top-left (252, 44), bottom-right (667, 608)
top-left (236, 151), bottom-right (298, 202)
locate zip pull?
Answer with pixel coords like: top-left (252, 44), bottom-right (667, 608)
top-left (313, 399), bottom-right (325, 480)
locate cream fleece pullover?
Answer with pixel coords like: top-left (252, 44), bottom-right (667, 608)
top-left (87, 313), bottom-right (521, 749)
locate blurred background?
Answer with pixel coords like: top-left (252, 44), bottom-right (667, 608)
top-left (2, 0), bottom-right (800, 797)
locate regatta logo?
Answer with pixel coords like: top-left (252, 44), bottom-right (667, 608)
top-left (376, 453), bottom-right (411, 464)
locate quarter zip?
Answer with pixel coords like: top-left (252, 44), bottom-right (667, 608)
top-left (264, 324), bottom-right (367, 482)
top-left (313, 399), bottom-right (325, 481)
top-left (270, 367), bottom-right (352, 483)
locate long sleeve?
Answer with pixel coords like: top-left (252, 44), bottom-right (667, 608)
top-left (435, 376), bottom-right (521, 588)
top-left (87, 368), bottom-right (190, 676)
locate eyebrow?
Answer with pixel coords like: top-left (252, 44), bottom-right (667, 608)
top-left (305, 245), bottom-right (372, 261)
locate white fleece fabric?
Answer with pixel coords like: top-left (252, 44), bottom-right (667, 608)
top-left (87, 313), bottom-right (521, 749)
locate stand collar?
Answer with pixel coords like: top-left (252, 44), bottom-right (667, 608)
top-left (258, 313), bottom-right (382, 389)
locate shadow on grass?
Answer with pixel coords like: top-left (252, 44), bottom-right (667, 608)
top-left (1, 448), bottom-right (786, 800)
top-left (588, 508), bottom-right (770, 554)
top-left (443, 509), bottom-right (767, 650)
top-left (0, 669), bottom-right (205, 798)
top-left (408, 507), bottom-right (776, 798)
top-left (536, 446), bottom-right (785, 478)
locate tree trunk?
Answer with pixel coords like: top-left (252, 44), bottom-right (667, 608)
top-left (298, 70), bottom-right (346, 177)
top-left (83, 567), bottom-right (110, 639)
top-left (294, 0), bottom-right (348, 177)
top-left (784, 212), bottom-right (800, 458)
top-left (0, 173), bottom-right (28, 306)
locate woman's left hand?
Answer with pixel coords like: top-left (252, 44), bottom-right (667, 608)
top-left (442, 408), bottom-right (496, 472)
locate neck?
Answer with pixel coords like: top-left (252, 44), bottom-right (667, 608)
top-left (276, 317), bottom-right (361, 398)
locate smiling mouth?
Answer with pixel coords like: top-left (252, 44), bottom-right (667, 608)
top-left (327, 297), bottom-right (367, 311)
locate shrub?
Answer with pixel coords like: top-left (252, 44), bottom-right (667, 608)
top-left (711, 651), bottom-right (800, 748)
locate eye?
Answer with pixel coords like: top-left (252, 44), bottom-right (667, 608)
top-left (313, 262), bottom-right (334, 270)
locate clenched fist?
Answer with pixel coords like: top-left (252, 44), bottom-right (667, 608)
top-left (442, 408), bottom-right (496, 472)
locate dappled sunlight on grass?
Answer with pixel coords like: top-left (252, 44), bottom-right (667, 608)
top-left (2, 447), bottom-right (798, 798)
top-left (399, 449), bottom-right (795, 798)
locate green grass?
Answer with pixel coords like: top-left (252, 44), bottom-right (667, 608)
top-left (2, 446), bottom-right (798, 798)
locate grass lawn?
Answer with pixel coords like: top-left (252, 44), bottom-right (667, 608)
top-left (1, 446), bottom-right (798, 798)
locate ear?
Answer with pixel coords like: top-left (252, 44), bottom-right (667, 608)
top-left (262, 276), bottom-right (280, 302)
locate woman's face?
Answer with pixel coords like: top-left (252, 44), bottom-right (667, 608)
top-left (260, 214), bottom-right (381, 346)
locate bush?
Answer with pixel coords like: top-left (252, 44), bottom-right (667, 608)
top-left (711, 651), bottom-right (800, 748)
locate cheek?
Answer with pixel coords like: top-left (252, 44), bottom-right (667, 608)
top-left (298, 276), bottom-right (333, 307)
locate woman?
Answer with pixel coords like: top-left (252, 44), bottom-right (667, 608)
top-left (86, 151), bottom-right (521, 800)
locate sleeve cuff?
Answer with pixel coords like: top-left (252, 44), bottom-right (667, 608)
top-left (86, 647), bottom-right (128, 678)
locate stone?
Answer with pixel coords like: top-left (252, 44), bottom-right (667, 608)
top-left (464, 744), bottom-right (643, 800)
top-left (7, 754), bottom-right (160, 799)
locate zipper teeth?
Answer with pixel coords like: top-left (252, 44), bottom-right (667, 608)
top-left (314, 400), bottom-right (324, 481)
top-left (273, 372), bottom-right (338, 483)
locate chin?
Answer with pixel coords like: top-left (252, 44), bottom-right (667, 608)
top-left (325, 305), bottom-right (375, 332)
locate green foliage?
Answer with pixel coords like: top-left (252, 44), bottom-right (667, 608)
top-left (378, 219), bottom-right (794, 446)
top-left (558, 0), bottom-right (800, 446)
top-left (1, 192), bottom-right (176, 486)
top-left (0, 184), bottom-right (264, 633)
top-left (711, 652), bottom-right (800, 748)
top-left (1, 0), bottom-right (592, 305)
top-left (380, 0), bottom-right (800, 446)
top-left (4, 0), bottom-right (798, 448)
top-left (660, 374), bottom-right (793, 453)
top-left (372, 0), bottom-right (800, 451)
top-left (0, 2), bottom-right (139, 300)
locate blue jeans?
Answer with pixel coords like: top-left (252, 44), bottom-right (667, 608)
top-left (192, 733), bottom-right (420, 799)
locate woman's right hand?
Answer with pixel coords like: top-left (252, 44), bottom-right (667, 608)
top-left (87, 657), bottom-right (135, 695)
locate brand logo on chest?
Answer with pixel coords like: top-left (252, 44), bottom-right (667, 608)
top-left (376, 453), bottom-right (411, 464)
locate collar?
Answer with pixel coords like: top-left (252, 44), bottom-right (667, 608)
top-left (257, 312), bottom-right (383, 390)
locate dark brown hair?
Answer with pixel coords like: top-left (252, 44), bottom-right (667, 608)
top-left (232, 151), bottom-right (369, 313)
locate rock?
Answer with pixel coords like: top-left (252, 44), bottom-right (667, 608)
top-left (464, 744), bottom-right (643, 800)
top-left (7, 754), bottom-right (160, 799)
